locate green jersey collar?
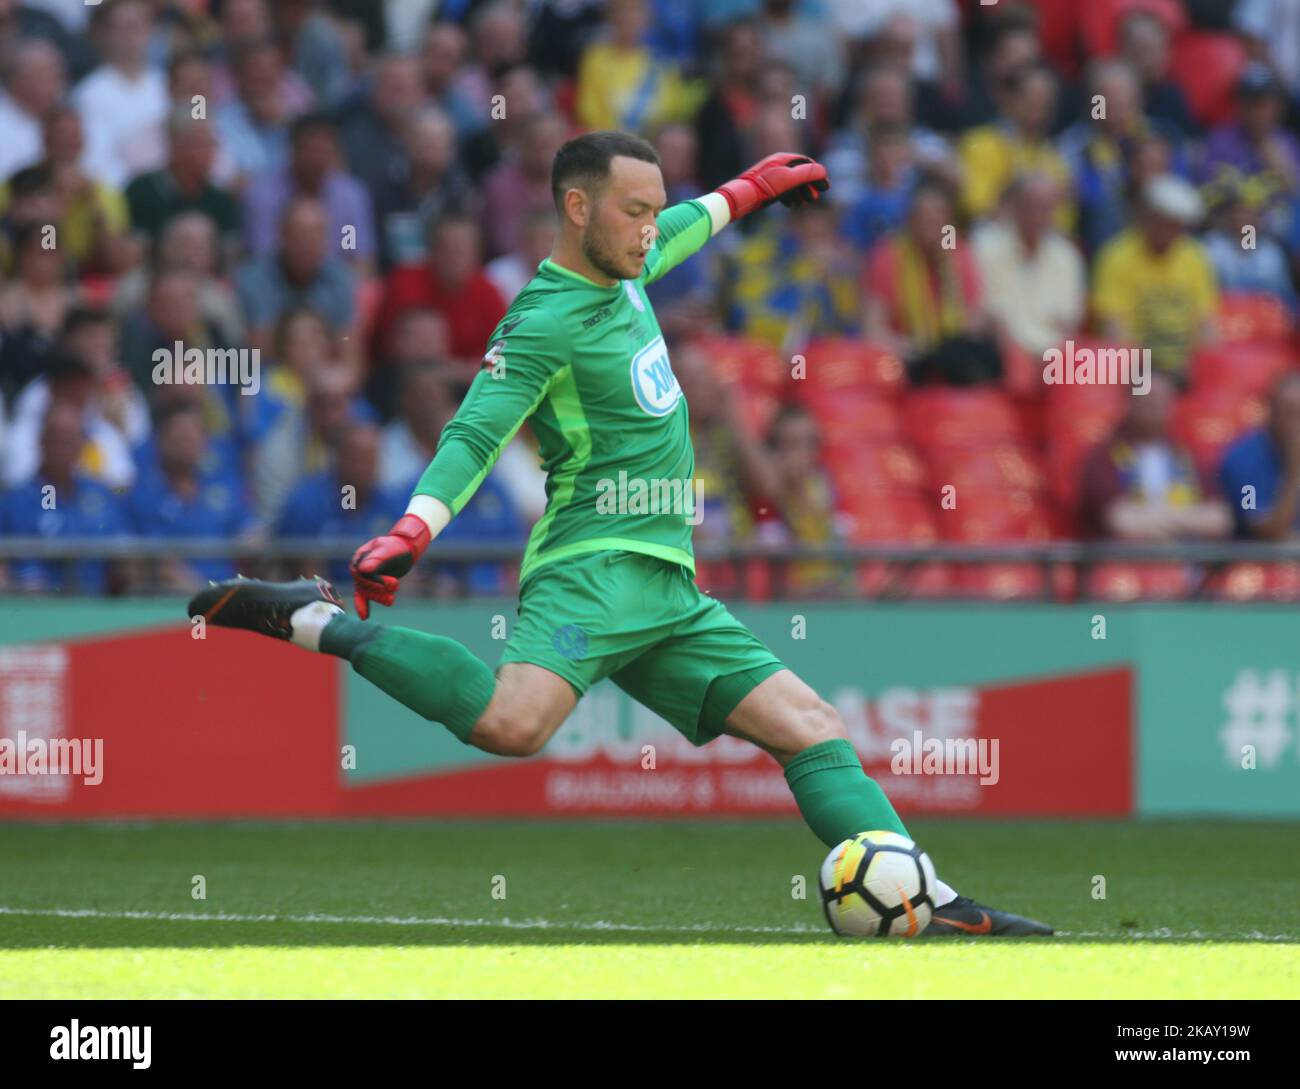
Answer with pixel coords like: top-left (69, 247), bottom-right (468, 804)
top-left (541, 257), bottom-right (624, 291)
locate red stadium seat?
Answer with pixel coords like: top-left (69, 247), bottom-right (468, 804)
top-left (808, 392), bottom-right (905, 447)
top-left (1079, 0), bottom-right (1187, 58)
top-left (904, 388), bottom-right (1024, 449)
top-left (1172, 390), bottom-right (1266, 477)
top-left (1000, 339), bottom-right (1047, 396)
top-left (1044, 381), bottom-right (1128, 510)
top-left (1169, 31), bottom-right (1248, 127)
top-left (689, 334), bottom-right (787, 395)
top-left (734, 385), bottom-right (779, 439)
top-left (1045, 389), bottom-right (1128, 443)
top-left (923, 442), bottom-right (1048, 496)
top-left (1086, 562), bottom-right (1196, 601)
top-left (954, 564), bottom-right (1049, 601)
top-left (937, 490), bottom-right (1053, 543)
top-left (841, 489), bottom-right (938, 545)
top-left (1212, 562), bottom-right (1300, 602)
top-left (828, 441), bottom-right (927, 495)
top-left (1012, 389), bottom-right (1048, 447)
top-left (858, 560), bottom-right (956, 599)
top-left (1030, 0), bottom-right (1086, 77)
top-left (1217, 293), bottom-right (1295, 344)
top-left (842, 487), bottom-right (949, 598)
top-left (695, 558), bottom-right (778, 603)
top-left (1190, 340), bottom-right (1296, 398)
top-left (1045, 441), bottom-right (1100, 516)
top-left (798, 338), bottom-right (906, 396)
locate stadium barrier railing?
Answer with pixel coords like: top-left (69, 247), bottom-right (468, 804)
top-left (6, 537), bottom-right (1300, 601)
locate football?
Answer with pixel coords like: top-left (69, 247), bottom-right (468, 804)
top-left (818, 830), bottom-right (937, 937)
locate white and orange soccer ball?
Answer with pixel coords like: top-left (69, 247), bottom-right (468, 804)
top-left (818, 831), bottom-right (937, 937)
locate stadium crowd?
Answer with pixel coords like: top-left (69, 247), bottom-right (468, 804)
top-left (4, 0), bottom-right (1300, 601)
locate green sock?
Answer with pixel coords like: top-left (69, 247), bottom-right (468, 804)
top-left (784, 738), bottom-right (908, 847)
top-left (320, 617), bottom-right (494, 743)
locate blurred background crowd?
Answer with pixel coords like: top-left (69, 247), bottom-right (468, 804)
top-left (5, 0), bottom-right (1300, 601)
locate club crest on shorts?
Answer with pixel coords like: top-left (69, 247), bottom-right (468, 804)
top-left (552, 624), bottom-right (588, 660)
top-left (630, 336), bottom-right (681, 417)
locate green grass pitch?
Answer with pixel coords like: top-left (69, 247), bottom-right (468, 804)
top-left (1, 819), bottom-right (1296, 999)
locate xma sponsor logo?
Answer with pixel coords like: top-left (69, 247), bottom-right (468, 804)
top-left (630, 337), bottom-right (681, 416)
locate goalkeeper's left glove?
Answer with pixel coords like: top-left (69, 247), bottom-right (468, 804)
top-left (714, 153), bottom-right (830, 220)
top-left (349, 513), bottom-right (431, 619)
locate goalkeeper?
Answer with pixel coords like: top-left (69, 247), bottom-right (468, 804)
top-left (190, 131), bottom-right (1050, 936)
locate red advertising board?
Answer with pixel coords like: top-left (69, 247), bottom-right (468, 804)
top-left (345, 667), bottom-right (1133, 818)
top-left (0, 627), bottom-right (337, 818)
top-left (0, 623), bottom-right (1133, 819)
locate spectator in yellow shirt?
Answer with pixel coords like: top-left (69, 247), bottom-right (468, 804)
top-left (958, 64), bottom-right (1073, 231)
top-left (1092, 174), bottom-right (1219, 381)
top-left (0, 105), bottom-right (131, 276)
top-left (575, 0), bottom-right (703, 135)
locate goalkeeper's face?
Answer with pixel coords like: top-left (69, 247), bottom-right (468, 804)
top-left (580, 155), bottom-right (666, 282)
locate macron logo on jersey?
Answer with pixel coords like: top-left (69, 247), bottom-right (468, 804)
top-left (630, 336), bottom-right (681, 417)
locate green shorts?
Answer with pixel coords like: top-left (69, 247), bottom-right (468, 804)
top-left (499, 550), bottom-right (786, 745)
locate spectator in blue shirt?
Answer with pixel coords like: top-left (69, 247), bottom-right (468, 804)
top-left (273, 415), bottom-right (524, 594)
top-left (213, 40), bottom-right (296, 184)
top-left (274, 421), bottom-right (407, 584)
top-left (645, 0), bottom-right (705, 67)
top-left (240, 307), bottom-right (378, 449)
top-left (235, 196), bottom-right (356, 354)
top-left (1058, 60), bottom-right (1189, 258)
top-left (839, 123), bottom-right (916, 250)
top-left (374, 359), bottom-right (527, 593)
top-left (1204, 187), bottom-right (1298, 309)
top-left (0, 401), bottom-right (126, 593)
top-left (242, 112), bottom-right (377, 269)
top-left (131, 379), bottom-right (245, 491)
top-left (128, 403), bottom-right (258, 589)
top-left (645, 122), bottom-right (720, 338)
top-left (1220, 374), bottom-right (1300, 539)
top-left (428, 473), bottom-right (525, 596)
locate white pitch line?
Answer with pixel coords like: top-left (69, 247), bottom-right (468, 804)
top-left (0, 905), bottom-right (819, 936)
top-left (0, 906), bottom-right (1295, 942)
top-left (1060, 928), bottom-right (1297, 942)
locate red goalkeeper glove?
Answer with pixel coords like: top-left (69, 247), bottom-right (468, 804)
top-left (349, 513), bottom-right (431, 619)
top-left (714, 153), bottom-right (830, 220)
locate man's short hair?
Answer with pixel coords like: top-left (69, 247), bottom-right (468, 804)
top-left (167, 46), bottom-right (208, 82)
top-left (765, 402), bottom-right (816, 449)
top-left (61, 305), bottom-right (113, 340)
top-left (153, 400), bottom-right (204, 434)
top-left (550, 130), bottom-right (660, 212)
top-left (909, 171), bottom-right (957, 210)
top-left (983, 5), bottom-right (1039, 55)
top-left (426, 209), bottom-right (478, 245)
top-left (47, 351), bottom-right (95, 385)
top-left (90, 0), bottom-right (148, 34)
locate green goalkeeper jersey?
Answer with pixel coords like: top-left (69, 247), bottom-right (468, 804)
top-left (413, 199), bottom-right (715, 583)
